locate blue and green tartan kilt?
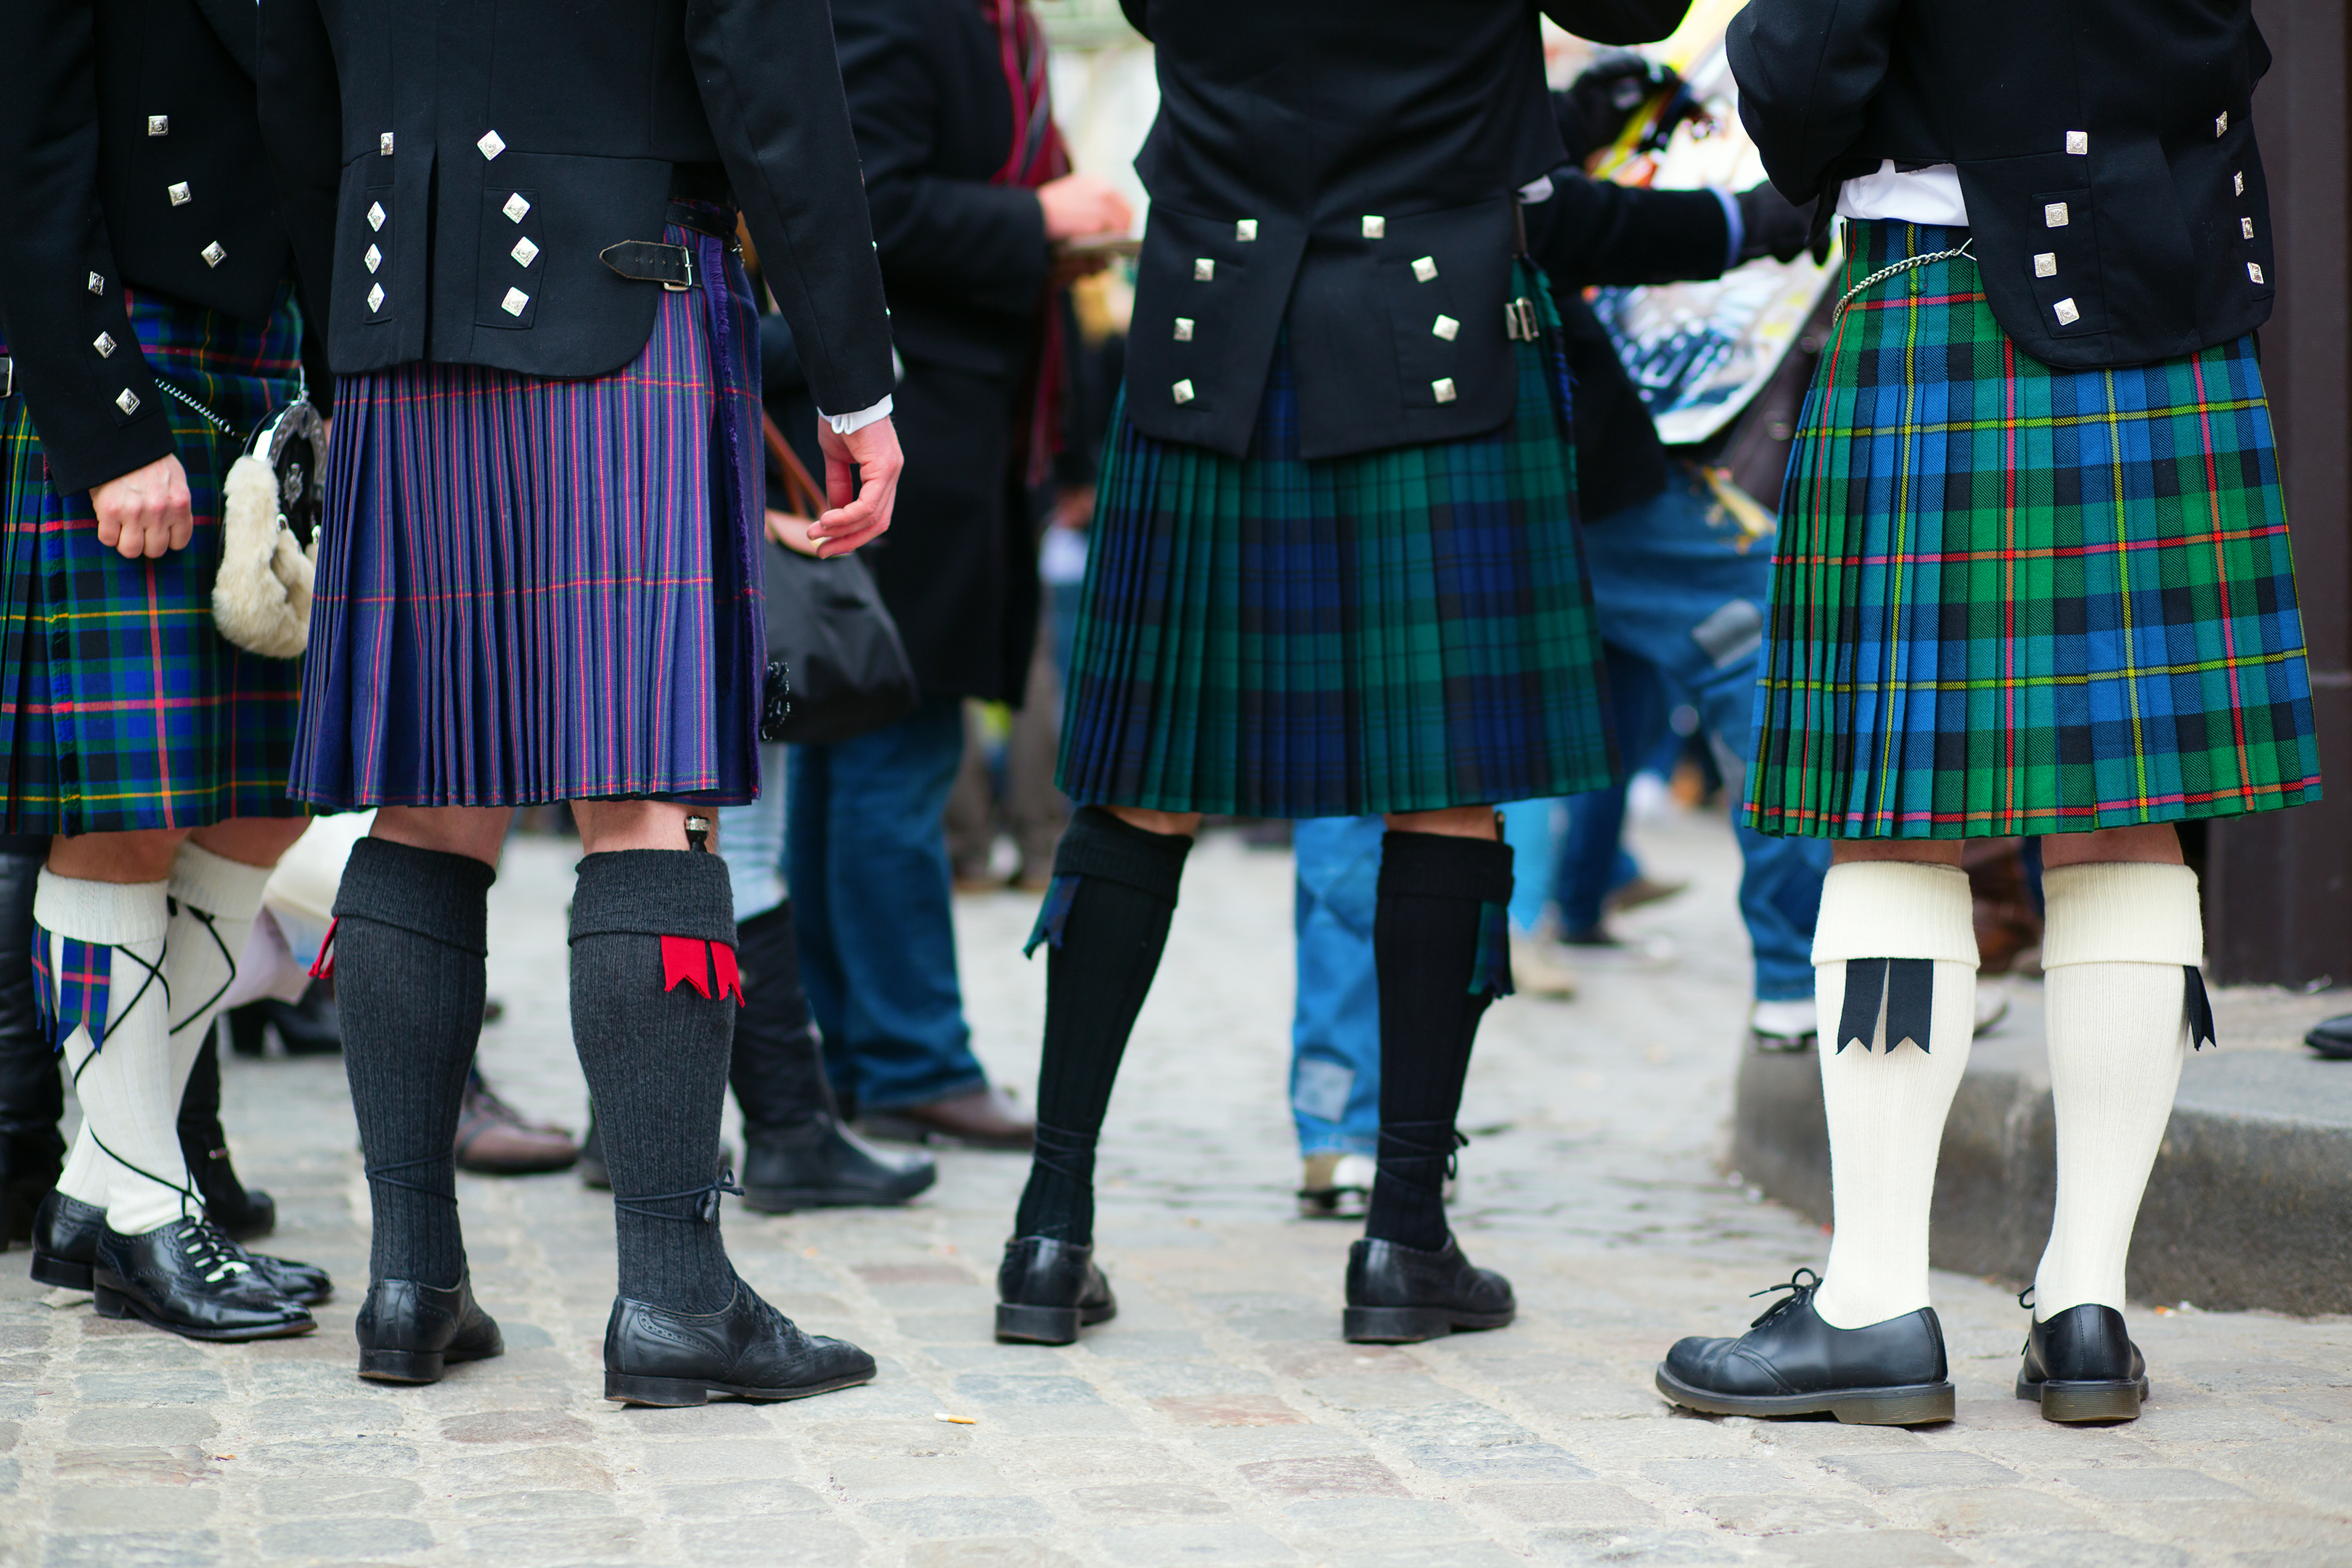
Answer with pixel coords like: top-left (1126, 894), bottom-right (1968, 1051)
top-left (1747, 220), bottom-right (2321, 840)
top-left (1056, 265), bottom-right (1616, 819)
top-left (0, 285), bottom-right (309, 836)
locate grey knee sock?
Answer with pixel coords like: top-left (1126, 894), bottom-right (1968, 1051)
top-left (334, 838), bottom-right (494, 1288)
top-left (570, 849), bottom-right (740, 1315)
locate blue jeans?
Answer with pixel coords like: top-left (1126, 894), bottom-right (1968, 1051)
top-left (1576, 467), bottom-right (1829, 1002)
top-left (1289, 816), bottom-right (1386, 1156)
top-left (1555, 646), bottom-right (1666, 933)
top-left (716, 746), bottom-right (791, 925)
top-left (785, 695), bottom-right (988, 1110)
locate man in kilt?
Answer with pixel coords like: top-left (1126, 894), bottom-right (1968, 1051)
top-left (994, 0), bottom-right (1691, 1351)
top-left (1655, 0), bottom-right (2319, 1426)
top-left (257, 0), bottom-right (905, 1404)
top-left (0, 0), bottom-right (338, 1342)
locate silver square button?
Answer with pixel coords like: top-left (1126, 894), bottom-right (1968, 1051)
top-left (1172, 317), bottom-right (1193, 342)
top-left (93, 332), bottom-right (115, 358)
top-left (2249, 262), bottom-right (2265, 285)
top-left (200, 241), bottom-right (226, 268)
top-left (1411, 256), bottom-right (1438, 282)
top-left (364, 244), bottom-right (382, 274)
top-left (2241, 217), bottom-right (2255, 240)
top-left (2033, 252), bottom-right (2057, 277)
top-left (1362, 216), bottom-right (1385, 240)
top-left (2043, 202), bottom-right (2069, 228)
top-left (2065, 131), bottom-right (2088, 155)
top-left (2214, 110), bottom-right (2229, 137)
top-left (168, 181), bottom-right (192, 206)
top-left (367, 282), bottom-right (385, 312)
top-left (1193, 258), bottom-right (1214, 282)
top-left (478, 129), bottom-right (507, 160)
top-left (115, 388), bottom-right (141, 415)
top-left (2234, 171), bottom-right (2245, 195)
top-left (511, 237), bottom-right (539, 268)
top-left (1432, 314), bottom-right (1459, 340)
top-left (503, 192), bottom-right (531, 224)
top-left (1432, 377), bottom-right (1457, 404)
top-left (147, 115), bottom-right (168, 136)
top-left (87, 271), bottom-right (104, 295)
top-left (1234, 219), bottom-right (1257, 242)
top-left (1172, 379), bottom-right (1195, 404)
top-left (368, 202), bottom-right (387, 232)
top-left (380, 131), bottom-right (395, 156)
top-left (2053, 296), bottom-right (2080, 325)
top-left (501, 287), bottom-right (530, 316)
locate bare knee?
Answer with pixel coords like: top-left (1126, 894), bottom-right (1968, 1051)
top-left (188, 816), bottom-right (313, 869)
top-left (46, 828), bottom-right (188, 883)
top-left (372, 805), bottom-right (513, 867)
top-left (2039, 823), bottom-right (2183, 870)
top-left (1105, 806), bottom-right (1200, 839)
top-left (573, 799), bottom-right (702, 856)
top-left (1828, 838), bottom-right (1963, 867)
top-left (1384, 805), bottom-right (1499, 840)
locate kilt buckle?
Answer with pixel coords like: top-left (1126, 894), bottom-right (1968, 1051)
top-left (1504, 297), bottom-right (1540, 341)
top-left (0, 356), bottom-right (12, 398)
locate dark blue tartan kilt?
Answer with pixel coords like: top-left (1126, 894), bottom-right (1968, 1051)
top-left (1056, 266), bottom-right (1617, 819)
top-left (290, 215), bottom-right (765, 809)
top-left (0, 285), bottom-right (309, 835)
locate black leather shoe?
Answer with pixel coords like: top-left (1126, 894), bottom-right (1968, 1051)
top-left (32, 1191), bottom-right (328, 1303)
top-left (1656, 1270), bottom-right (1954, 1426)
top-left (603, 1282), bottom-right (875, 1406)
top-left (2017, 1303), bottom-right (2149, 1422)
top-left (1343, 1236), bottom-right (1515, 1343)
top-left (356, 1273), bottom-right (505, 1383)
top-left (91, 1216), bottom-right (314, 1342)
top-left (177, 1037), bottom-right (276, 1241)
top-left (740, 1119), bottom-right (936, 1213)
top-left (995, 1236), bottom-right (1116, 1344)
top-left (2307, 1013), bottom-right (2352, 1060)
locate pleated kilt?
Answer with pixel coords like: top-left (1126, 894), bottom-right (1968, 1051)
top-left (290, 213), bottom-right (764, 809)
top-left (1056, 264), bottom-right (1615, 819)
top-left (0, 285), bottom-right (309, 835)
top-left (1746, 220), bottom-right (2320, 840)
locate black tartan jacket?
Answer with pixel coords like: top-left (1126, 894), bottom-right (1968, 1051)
top-left (1729, 0), bottom-right (2277, 369)
top-left (1114, 0), bottom-right (1689, 461)
top-left (255, 0), bottom-right (896, 420)
top-left (0, 0), bottom-right (330, 496)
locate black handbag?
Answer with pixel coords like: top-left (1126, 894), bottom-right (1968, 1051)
top-left (756, 413), bottom-right (918, 746)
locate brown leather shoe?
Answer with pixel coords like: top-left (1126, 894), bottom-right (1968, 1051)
top-left (454, 1068), bottom-right (580, 1175)
top-left (859, 1085), bottom-right (1035, 1150)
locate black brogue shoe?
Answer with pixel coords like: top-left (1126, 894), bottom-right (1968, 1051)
top-left (995, 1236), bottom-right (1116, 1345)
top-left (1343, 1236), bottom-right (1515, 1344)
top-left (356, 1273), bottom-right (505, 1384)
top-left (34, 1188), bottom-right (328, 1303)
top-left (1656, 1270), bottom-right (1956, 1426)
top-left (90, 1216), bottom-right (314, 1342)
top-left (740, 1118), bottom-right (937, 1213)
top-left (2017, 1303), bottom-right (2148, 1423)
top-left (604, 1283), bottom-right (875, 1406)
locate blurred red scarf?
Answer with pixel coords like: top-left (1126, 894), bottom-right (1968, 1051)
top-left (982, 0), bottom-right (1071, 484)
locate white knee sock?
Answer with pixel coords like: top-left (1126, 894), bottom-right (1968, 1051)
top-left (37, 874), bottom-right (192, 1236)
top-left (164, 842), bottom-right (278, 1104)
top-left (1808, 862), bottom-right (1980, 1331)
top-left (2033, 862), bottom-right (2200, 1319)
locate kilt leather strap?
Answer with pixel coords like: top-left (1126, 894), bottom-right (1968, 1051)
top-left (601, 240), bottom-right (697, 292)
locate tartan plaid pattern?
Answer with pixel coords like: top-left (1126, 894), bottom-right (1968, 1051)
top-left (1747, 220), bottom-right (2320, 840)
top-left (1058, 264), bottom-right (1615, 818)
top-left (29, 926), bottom-right (108, 1051)
top-left (290, 216), bottom-right (764, 809)
top-left (0, 287), bottom-right (309, 834)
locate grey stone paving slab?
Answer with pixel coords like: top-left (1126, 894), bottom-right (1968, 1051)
top-left (0, 821), bottom-right (2345, 1566)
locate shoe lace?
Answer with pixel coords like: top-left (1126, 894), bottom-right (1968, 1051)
top-left (1747, 1267), bottom-right (1821, 1328)
top-left (179, 1217), bottom-right (253, 1285)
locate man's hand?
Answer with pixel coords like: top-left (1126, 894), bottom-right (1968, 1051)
top-left (90, 454), bottom-right (194, 560)
top-left (811, 415), bottom-right (902, 558)
top-left (1037, 173), bottom-right (1133, 244)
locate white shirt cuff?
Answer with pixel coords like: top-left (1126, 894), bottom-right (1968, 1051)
top-left (819, 395), bottom-right (894, 436)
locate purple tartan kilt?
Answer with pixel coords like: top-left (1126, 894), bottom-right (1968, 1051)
top-left (290, 221), bottom-right (764, 809)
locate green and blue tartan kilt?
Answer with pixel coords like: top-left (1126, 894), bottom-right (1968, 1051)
top-left (0, 285), bottom-right (308, 836)
top-left (1056, 264), bottom-right (1615, 818)
top-left (1746, 220), bottom-right (2320, 841)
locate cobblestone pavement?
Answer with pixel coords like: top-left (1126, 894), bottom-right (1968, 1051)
top-left (5, 810), bottom-right (2351, 1568)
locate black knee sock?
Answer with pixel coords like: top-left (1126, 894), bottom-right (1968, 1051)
top-left (571, 849), bottom-right (740, 1314)
top-left (335, 838), bottom-right (495, 1287)
top-left (1012, 807), bottom-right (1192, 1246)
top-left (1368, 829), bottom-right (1514, 1252)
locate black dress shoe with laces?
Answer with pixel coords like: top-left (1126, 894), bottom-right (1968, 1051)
top-left (1656, 1270), bottom-right (1954, 1425)
top-left (995, 1236), bottom-right (1117, 1344)
top-left (2017, 1303), bottom-right (2148, 1422)
top-left (33, 1190), bottom-right (330, 1303)
top-left (90, 1216), bottom-right (314, 1342)
top-left (603, 1283), bottom-right (875, 1406)
top-left (740, 1119), bottom-right (937, 1213)
top-left (356, 1273), bottom-right (505, 1383)
top-left (1343, 1236), bottom-right (1515, 1343)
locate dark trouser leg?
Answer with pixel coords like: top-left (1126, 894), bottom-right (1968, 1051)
top-left (995, 807), bottom-right (1191, 1345)
top-left (1342, 828), bottom-right (1521, 1344)
top-left (0, 841), bottom-right (63, 1242)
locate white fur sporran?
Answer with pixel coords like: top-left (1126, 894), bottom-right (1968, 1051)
top-left (211, 399), bottom-right (324, 658)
